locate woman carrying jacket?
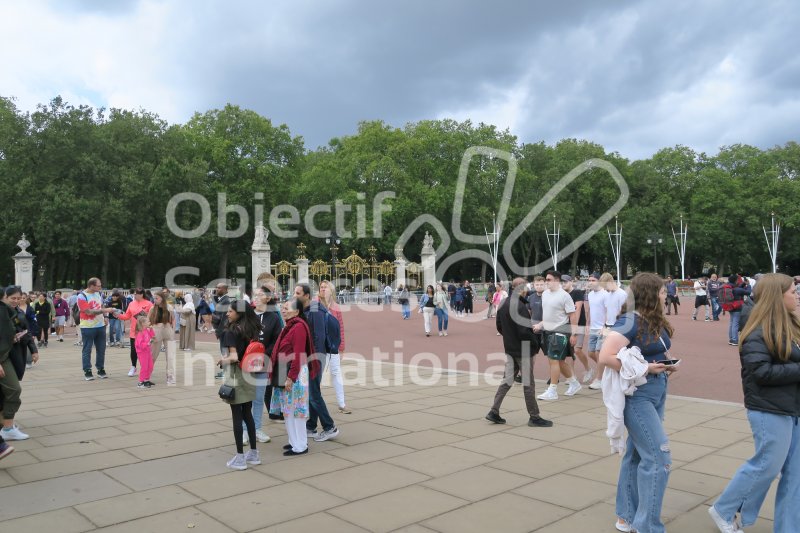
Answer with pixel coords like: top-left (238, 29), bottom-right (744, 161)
top-left (269, 297), bottom-right (319, 456)
top-left (708, 273), bottom-right (800, 533)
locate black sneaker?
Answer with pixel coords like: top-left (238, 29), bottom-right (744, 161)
top-left (514, 374), bottom-right (522, 383)
top-left (97, 369), bottom-right (108, 379)
top-left (282, 444), bottom-right (293, 450)
top-left (283, 448), bottom-right (308, 456)
top-left (137, 382), bottom-right (146, 388)
top-left (528, 416), bottom-right (553, 427)
top-left (485, 411), bottom-right (506, 424)
top-left (84, 370), bottom-right (94, 381)
top-left (144, 381), bottom-right (152, 388)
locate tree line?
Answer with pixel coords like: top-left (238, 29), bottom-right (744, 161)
top-left (1, 95), bottom-right (798, 289)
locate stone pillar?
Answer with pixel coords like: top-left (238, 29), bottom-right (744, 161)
top-left (297, 259), bottom-right (309, 284)
top-left (420, 231), bottom-right (436, 290)
top-left (394, 243), bottom-right (406, 288)
top-left (13, 234), bottom-right (34, 293)
top-left (251, 223), bottom-right (272, 290)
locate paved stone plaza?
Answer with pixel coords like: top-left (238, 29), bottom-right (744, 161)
top-left (0, 337), bottom-right (778, 532)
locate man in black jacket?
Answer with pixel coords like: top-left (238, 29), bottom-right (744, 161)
top-left (212, 283), bottom-right (230, 379)
top-left (486, 278), bottom-right (553, 427)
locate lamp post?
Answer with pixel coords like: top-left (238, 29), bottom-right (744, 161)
top-left (545, 214), bottom-right (560, 271)
top-left (763, 212), bottom-right (780, 273)
top-left (37, 264), bottom-right (46, 292)
top-left (646, 234), bottom-right (663, 274)
top-left (326, 231), bottom-right (341, 289)
top-left (607, 215), bottom-right (623, 282)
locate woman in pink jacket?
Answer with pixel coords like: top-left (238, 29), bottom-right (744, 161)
top-left (115, 288), bottom-right (154, 377)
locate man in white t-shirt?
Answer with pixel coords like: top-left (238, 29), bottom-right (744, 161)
top-left (589, 272), bottom-right (628, 389)
top-left (692, 276), bottom-right (710, 321)
top-left (583, 272), bottom-right (607, 385)
top-left (536, 271), bottom-right (581, 401)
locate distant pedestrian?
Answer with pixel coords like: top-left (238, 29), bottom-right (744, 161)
top-left (664, 276), bottom-right (679, 315)
top-left (178, 293), bottom-right (196, 351)
top-left (463, 280), bottom-right (474, 315)
top-left (434, 283), bottom-right (449, 336)
top-left (77, 278), bottom-right (115, 380)
top-left (692, 276), bottom-right (711, 321)
top-left (707, 273), bottom-right (722, 321)
top-left (719, 274), bottom-right (751, 346)
top-left (148, 291), bottom-right (176, 385)
top-left (32, 293), bottom-right (51, 348)
top-left (52, 291), bottom-right (70, 342)
top-left (418, 285), bottom-right (435, 336)
top-left (398, 284), bottom-right (411, 319)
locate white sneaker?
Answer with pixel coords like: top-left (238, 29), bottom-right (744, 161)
top-left (313, 427), bottom-right (340, 442)
top-left (127, 366), bottom-right (137, 377)
top-left (443, 332), bottom-right (448, 336)
top-left (707, 506), bottom-right (742, 533)
top-left (565, 380), bottom-right (582, 396)
top-left (615, 518), bottom-right (632, 532)
top-left (537, 386), bottom-right (558, 401)
top-left (588, 380), bottom-right (602, 390)
top-left (582, 368), bottom-right (595, 384)
top-left (255, 429), bottom-right (271, 443)
top-left (307, 429), bottom-right (319, 439)
top-left (226, 453), bottom-right (247, 470)
top-left (1, 426), bottom-right (30, 441)
top-left (438, 332), bottom-right (443, 336)
top-left (244, 449), bottom-right (261, 465)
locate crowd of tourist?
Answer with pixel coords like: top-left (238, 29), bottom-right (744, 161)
top-left (1, 270), bottom-right (799, 533)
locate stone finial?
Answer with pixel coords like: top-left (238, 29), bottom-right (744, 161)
top-left (17, 234), bottom-right (30, 253)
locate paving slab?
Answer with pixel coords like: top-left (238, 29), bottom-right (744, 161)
top-left (0, 324), bottom-right (779, 532)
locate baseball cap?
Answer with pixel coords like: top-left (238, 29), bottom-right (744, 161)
top-left (561, 274), bottom-right (573, 282)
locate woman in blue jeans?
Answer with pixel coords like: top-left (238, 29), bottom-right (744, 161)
top-left (599, 272), bottom-right (677, 533)
top-left (708, 273), bottom-right (800, 533)
top-left (433, 284), bottom-right (449, 336)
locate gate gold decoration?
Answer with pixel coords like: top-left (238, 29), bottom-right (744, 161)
top-left (309, 259), bottom-right (330, 284)
top-left (406, 262), bottom-right (421, 289)
top-left (271, 260), bottom-right (297, 291)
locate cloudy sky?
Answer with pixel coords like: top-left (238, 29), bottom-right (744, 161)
top-left (1, 0), bottom-right (798, 159)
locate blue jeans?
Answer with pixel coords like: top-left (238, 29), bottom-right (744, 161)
top-left (242, 372), bottom-right (268, 432)
top-left (434, 308), bottom-right (448, 331)
top-left (729, 310), bottom-right (741, 343)
top-left (615, 372), bottom-right (671, 533)
top-left (108, 318), bottom-right (123, 344)
top-left (81, 327), bottom-right (106, 372)
top-left (710, 296), bottom-right (721, 320)
top-left (713, 410), bottom-right (800, 531)
top-left (306, 354), bottom-right (334, 432)
top-left (401, 303), bottom-right (410, 319)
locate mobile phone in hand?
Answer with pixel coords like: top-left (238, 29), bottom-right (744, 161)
top-left (656, 359), bottom-right (681, 366)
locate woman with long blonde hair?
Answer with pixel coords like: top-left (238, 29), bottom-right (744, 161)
top-left (148, 291), bottom-right (176, 385)
top-left (708, 273), bottom-right (800, 533)
top-left (318, 280), bottom-right (349, 413)
top-left (599, 272), bottom-right (677, 533)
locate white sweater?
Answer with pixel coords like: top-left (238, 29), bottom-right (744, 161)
top-left (602, 346), bottom-right (649, 455)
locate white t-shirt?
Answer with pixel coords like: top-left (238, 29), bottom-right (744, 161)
top-left (541, 288), bottom-right (575, 332)
top-left (606, 288), bottom-right (627, 325)
top-left (693, 281), bottom-right (707, 297)
top-left (587, 289), bottom-right (608, 330)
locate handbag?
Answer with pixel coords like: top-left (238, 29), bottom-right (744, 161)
top-left (240, 341), bottom-right (266, 373)
top-left (218, 365), bottom-right (236, 400)
top-left (218, 384), bottom-right (235, 400)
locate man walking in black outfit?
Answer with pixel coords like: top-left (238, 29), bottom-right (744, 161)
top-left (486, 277), bottom-right (553, 427)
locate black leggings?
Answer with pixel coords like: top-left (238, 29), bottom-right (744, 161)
top-left (231, 401), bottom-right (256, 454)
top-left (37, 319), bottom-right (50, 343)
top-left (130, 342), bottom-right (138, 367)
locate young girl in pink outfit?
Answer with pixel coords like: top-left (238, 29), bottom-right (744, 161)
top-left (135, 315), bottom-right (155, 389)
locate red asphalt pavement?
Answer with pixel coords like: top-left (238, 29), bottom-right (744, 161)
top-left (196, 301), bottom-right (744, 403)
top-left (339, 301), bottom-right (744, 404)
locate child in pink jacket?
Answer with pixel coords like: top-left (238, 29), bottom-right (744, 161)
top-left (135, 315), bottom-right (155, 389)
